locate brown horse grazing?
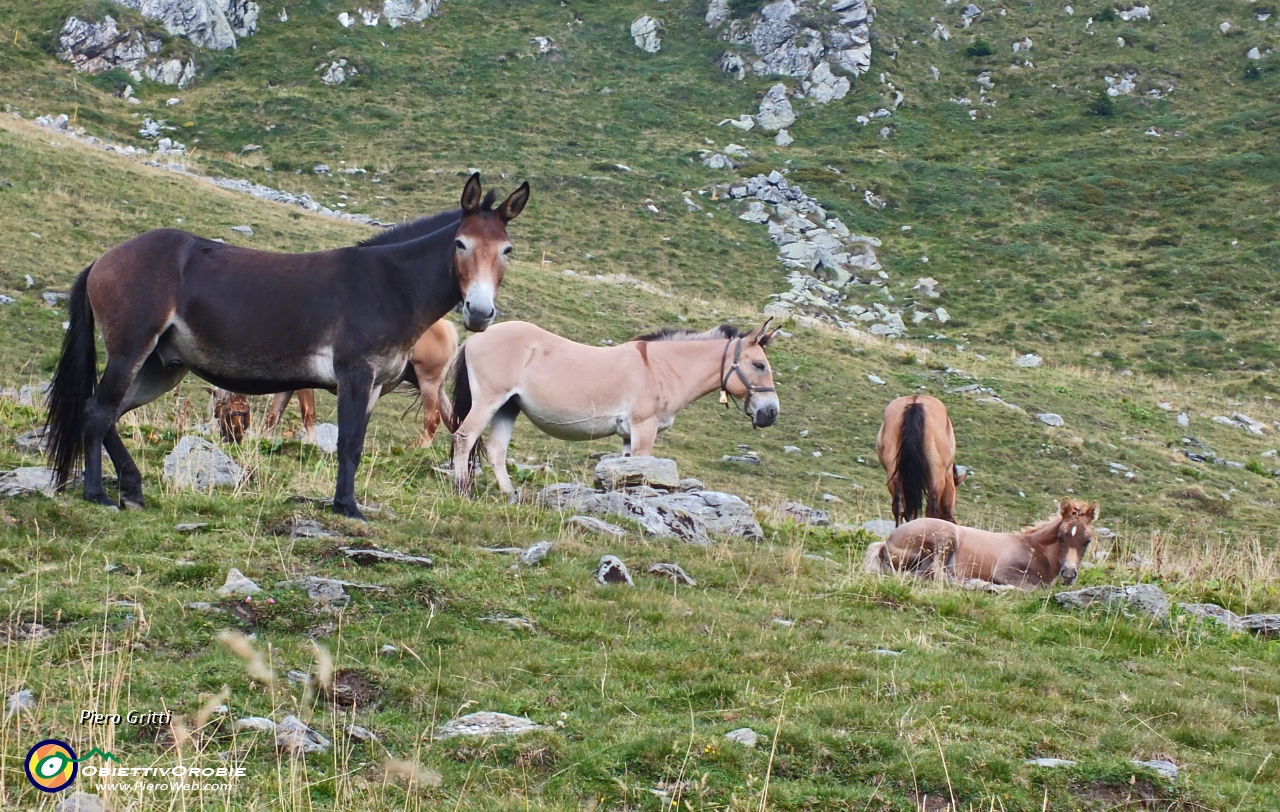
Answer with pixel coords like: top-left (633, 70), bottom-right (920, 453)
top-left (264, 319), bottom-right (459, 447)
top-left (865, 498), bottom-right (1099, 588)
top-left (876, 395), bottom-right (966, 526)
top-left (442, 321), bottom-right (780, 496)
top-left (210, 388), bottom-right (252, 444)
top-left (45, 173), bottom-right (529, 519)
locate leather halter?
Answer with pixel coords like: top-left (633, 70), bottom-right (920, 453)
top-left (719, 336), bottom-right (775, 418)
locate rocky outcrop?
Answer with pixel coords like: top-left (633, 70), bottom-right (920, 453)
top-left (713, 0), bottom-right (872, 92)
top-left (594, 456), bottom-right (680, 491)
top-left (539, 481), bottom-right (763, 544)
top-left (57, 16), bottom-right (148, 75)
top-left (1054, 584), bottom-right (1170, 619)
top-left (383, 0), bottom-right (445, 27)
top-left (631, 15), bottom-right (662, 53)
top-left (755, 84), bottom-right (797, 131)
top-left (109, 1), bottom-right (258, 50)
top-left (434, 711), bottom-right (542, 738)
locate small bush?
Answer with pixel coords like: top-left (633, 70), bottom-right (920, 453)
top-left (1087, 90), bottom-right (1115, 116)
top-left (966, 39), bottom-right (994, 57)
top-left (1096, 7), bottom-right (1117, 22)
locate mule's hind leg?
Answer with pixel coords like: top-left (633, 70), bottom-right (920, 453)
top-left (451, 394), bottom-right (508, 495)
top-left (483, 399), bottom-right (521, 499)
top-left (82, 352), bottom-right (158, 507)
top-left (106, 349), bottom-right (188, 509)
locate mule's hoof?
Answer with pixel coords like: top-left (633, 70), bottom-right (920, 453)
top-left (331, 500), bottom-right (367, 522)
top-left (121, 498), bottom-right (145, 512)
top-left (86, 492), bottom-right (118, 509)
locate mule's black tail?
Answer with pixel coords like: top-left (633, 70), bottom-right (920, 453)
top-left (441, 345), bottom-right (471, 433)
top-left (45, 266), bottom-right (97, 490)
top-left (895, 400), bottom-right (929, 523)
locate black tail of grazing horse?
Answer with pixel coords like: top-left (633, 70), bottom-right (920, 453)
top-left (895, 399), bottom-right (929, 523)
top-left (45, 266), bottom-right (97, 490)
top-left (442, 345), bottom-right (471, 434)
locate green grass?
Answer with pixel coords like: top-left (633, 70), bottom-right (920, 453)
top-left (0, 0), bottom-right (1278, 808)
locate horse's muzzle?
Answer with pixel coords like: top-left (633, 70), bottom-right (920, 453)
top-left (751, 401), bottom-right (779, 429)
top-left (1058, 566), bottom-right (1078, 585)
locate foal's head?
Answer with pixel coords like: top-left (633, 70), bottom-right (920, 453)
top-left (721, 322), bottom-right (781, 429)
top-left (1055, 498), bottom-right (1099, 584)
top-left (455, 173), bottom-right (530, 332)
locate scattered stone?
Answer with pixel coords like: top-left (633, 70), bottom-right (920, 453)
top-left (1026, 758), bottom-right (1076, 769)
top-left (860, 519), bottom-right (895, 539)
top-left (1240, 614), bottom-right (1280, 637)
top-left (55, 792), bottom-right (106, 812)
top-left (186, 601), bottom-right (219, 612)
top-left (631, 15), bottom-right (662, 53)
top-left (340, 547), bottom-right (434, 568)
top-left (13, 427), bottom-right (48, 455)
top-left (678, 478), bottom-right (704, 491)
top-left (962, 578), bottom-right (1019, 594)
top-left (1037, 413), bottom-right (1064, 427)
top-left (867, 374), bottom-right (885, 385)
top-left (230, 225), bottom-right (253, 235)
top-left (519, 541), bottom-right (553, 567)
top-left (384, 0), bottom-right (444, 28)
top-left (217, 567), bottom-right (262, 596)
top-left (1014, 353), bottom-right (1043, 369)
top-left (1118, 5), bottom-right (1151, 22)
top-left (174, 522), bottom-right (209, 533)
top-left (774, 128), bottom-right (794, 146)
top-left (379, 644), bottom-right (399, 656)
top-left (566, 515), bottom-right (626, 538)
top-left (782, 445), bottom-right (802, 454)
top-left (0, 468), bottom-right (59, 498)
top-left (540, 483), bottom-right (761, 542)
top-left (1132, 760), bottom-right (1177, 781)
top-left (1246, 47), bottom-right (1261, 61)
top-left (724, 728), bottom-right (758, 748)
top-left (321, 59), bottom-right (356, 86)
top-left (873, 649), bottom-right (901, 656)
top-left (435, 711), bottom-right (543, 739)
top-left (277, 714), bottom-right (331, 755)
top-left (1054, 584), bottom-right (1169, 620)
top-left (1179, 602), bottom-right (1244, 631)
top-left (756, 83), bottom-right (797, 131)
top-left (233, 716), bottom-right (277, 733)
top-left (773, 501), bottom-right (830, 526)
top-left (286, 669), bottom-right (310, 685)
top-left (6, 688), bottom-right (34, 718)
top-left (594, 456), bottom-right (680, 491)
top-left (481, 616), bottom-right (536, 631)
top-left (647, 563), bottom-right (696, 586)
top-left (344, 724), bottom-right (379, 743)
top-left (596, 555), bottom-right (633, 586)
top-left (530, 35), bottom-right (555, 54)
top-left (1177, 413), bottom-right (1189, 428)
top-left (721, 454), bottom-right (761, 466)
top-left (163, 436), bottom-right (244, 491)
top-left (803, 61), bottom-right (850, 103)
top-left (312, 423), bottom-right (339, 454)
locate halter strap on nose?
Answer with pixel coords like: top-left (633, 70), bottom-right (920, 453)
top-left (719, 337), bottom-right (775, 418)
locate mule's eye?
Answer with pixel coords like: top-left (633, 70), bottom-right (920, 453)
top-left (503, 246), bottom-right (513, 256)
top-left (455, 240), bottom-right (466, 251)
top-left (753, 361), bottom-right (767, 371)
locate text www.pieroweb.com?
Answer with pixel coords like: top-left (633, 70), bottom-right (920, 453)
top-left (84, 765), bottom-right (245, 793)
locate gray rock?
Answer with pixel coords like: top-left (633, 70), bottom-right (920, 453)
top-left (0, 468), bottom-right (58, 498)
top-left (1240, 614), bottom-right (1280, 637)
top-left (6, 688), bottom-right (35, 718)
top-left (802, 61), bottom-right (849, 103)
top-left (678, 478), bottom-right (704, 492)
top-left (174, 522), bottom-right (209, 533)
top-left (481, 616), bottom-right (535, 631)
top-left (596, 555), bottom-right (634, 586)
top-left (539, 483), bottom-right (759, 543)
top-left (706, 0), bottom-right (730, 28)
top-left (962, 578), bottom-right (1018, 594)
top-left (340, 547), bottom-right (434, 568)
top-left (773, 501), bottom-right (830, 526)
top-left (1026, 758), bottom-right (1075, 768)
top-left (186, 601), bottom-right (218, 612)
top-left (774, 128), bottom-right (794, 146)
top-left (1054, 584), bottom-right (1169, 619)
top-left (384, 0), bottom-right (444, 28)
top-left (1014, 353), bottom-right (1043, 368)
top-left (320, 59), bottom-right (356, 86)
top-left (631, 15), bottom-right (662, 53)
top-left (652, 490), bottom-right (761, 540)
top-left (379, 644), bottom-right (399, 656)
top-left (56, 792), bottom-right (106, 812)
top-left (519, 541), bottom-right (553, 566)
top-left (232, 716), bottom-right (277, 732)
top-left (344, 724), bottom-right (379, 743)
top-left (721, 454), bottom-right (761, 466)
top-left (312, 423), bottom-right (339, 454)
top-left (1132, 759), bottom-right (1177, 781)
top-left (144, 58), bottom-right (196, 87)
top-left (230, 225), bottom-right (253, 235)
top-left (163, 436), bottom-right (244, 490)
top-left (296, 576), bottom-right (349, 605)
top-left (718, 51), bottom-right (746, 79)
top-left (756, 83), bottom-right (797, 131)
top-left (1037, 413), bottom-right (1065, 427)
top-left (217, 567), bottom-right (262, 596)
top-left (566, 515), bottom-right (626, 537)
top-left (434, 711), bottom-right (543, 739)
top-left (1178, 602), bottom-right (1244, 631)
top-left (724, 727), bottom-right (758, 747)
top-left (860, 519), bottom-right (895, 539)
top-left (110, 0), bottom-right (256, 51)
top-left (276, 714), bottom-right (331, 754)
top-left (18, 382), bottom-right (50, 407)
top-left (647, 562), bottom-right (696, 586)
top-left (57, 16), bottom-right (147, 74)
top-left (595, 456), bottom-right (679, 491)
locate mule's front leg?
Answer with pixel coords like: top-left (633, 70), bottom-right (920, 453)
top-left (333, 373), bottom-right (376, 520)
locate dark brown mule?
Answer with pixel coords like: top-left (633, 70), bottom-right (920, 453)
top-left (865, 498), bottom-right (1099, 588)
top-left (45, 174), bottom-right (529, 519)
top-left (876, 395), bottom-right (966, 526)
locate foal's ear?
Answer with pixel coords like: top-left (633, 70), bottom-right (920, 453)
top-left (461, 172), bottom-right (483, 214)
top-left (1087, 501), bottom-right (1099, 522)
top-left (497, 181), bottom-right (530, 223)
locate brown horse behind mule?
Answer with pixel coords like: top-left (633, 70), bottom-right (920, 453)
top-left (865, 498), bottom-right (1099, 588)
top-left (265, 319), bottom-right (459, 448)
top-left (876, 395), bottom-right (966, 526)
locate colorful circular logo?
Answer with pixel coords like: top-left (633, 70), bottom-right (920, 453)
top-left (25, 739), bottom-right (78, 793)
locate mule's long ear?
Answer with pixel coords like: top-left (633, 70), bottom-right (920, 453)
top-left (751, 317), bottom-right (774, 345)
top-left (497, 181), bottom-right (530, 223)
top-left (461, 172), bottom-right (483, 214)
top-left (1059, 498), bottom-right (1073, 518)
top-left (1087, 500), bottom-right (1099, 521)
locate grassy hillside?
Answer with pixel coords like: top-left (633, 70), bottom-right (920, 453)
top-left (0, 0), bottom-right (1278, 809)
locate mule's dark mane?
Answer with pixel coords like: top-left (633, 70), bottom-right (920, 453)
top-left (480, 189), bottom-right (497, 211)
top-left (633, 324), bottom-right (741, 342)
top-left (357, 208), bottom-right (462, 248)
